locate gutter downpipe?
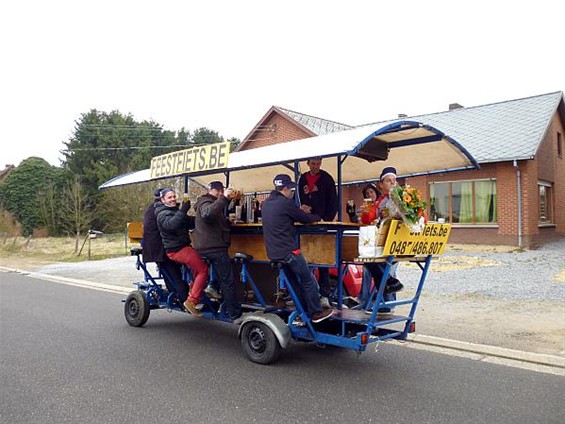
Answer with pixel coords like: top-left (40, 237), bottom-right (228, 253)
top-left (513, 160), bottom-right (523, 248)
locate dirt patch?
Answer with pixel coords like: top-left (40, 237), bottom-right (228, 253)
top-left (447, 243), bottom-right (518, 253)
top-left (403, 255), bottom-right (501, 272)
top-left (411, 293), bottom-right (565, 356)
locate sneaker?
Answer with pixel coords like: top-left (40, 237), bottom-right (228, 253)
top-left (183, 299), bottom-right (203, 317)
top-left (311, 309), bottom-right (334, 323)
top-left (348, 296), bottom-right (361, 306)
top-left (232, 312), bottom-right (253, 325)
top-left (281, 293), bottom-right (294, 307)
top-left (320, 296), bottom-right (331, 309)
top-left (385, 278), bottom-right (404, 295)
top-left (204, 286), bottom-right (222, 300)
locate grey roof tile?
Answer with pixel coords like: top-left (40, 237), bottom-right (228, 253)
top-left (276, 106), bottom-right (353, 135)
top-left (358, 92), bottom-right (564, 163)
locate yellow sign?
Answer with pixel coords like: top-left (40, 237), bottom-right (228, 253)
top-left (382, 220), bottom-right (452, 256)
top-left (150, 141), bottom-right (230, 179)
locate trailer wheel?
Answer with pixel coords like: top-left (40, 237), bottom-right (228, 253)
top-left (124, 291), bottom-right (150, 327)
top-left (241, 321), bottom-right (281, 365)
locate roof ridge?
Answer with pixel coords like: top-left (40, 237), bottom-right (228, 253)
top-left (275, 106), bottom-right (352, 128)
top-left (359, 91), bottom-right (564, 126)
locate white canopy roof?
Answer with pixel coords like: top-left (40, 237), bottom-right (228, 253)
top-left (100, 120), bottom-right (478, 192)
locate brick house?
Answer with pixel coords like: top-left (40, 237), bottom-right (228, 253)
top-left (237, 92), bottom-right (565, 248)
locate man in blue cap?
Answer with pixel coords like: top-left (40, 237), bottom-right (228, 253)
top-left (261, 174), bottom-right (334, 323)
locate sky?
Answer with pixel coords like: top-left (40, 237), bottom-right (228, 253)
top-left (1, 0), bottom-right (564, 168)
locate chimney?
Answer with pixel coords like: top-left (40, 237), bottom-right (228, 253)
top-left (449, 103), bottom-right (464, 110)
top-left (398, 113), bottom-right (408, 118)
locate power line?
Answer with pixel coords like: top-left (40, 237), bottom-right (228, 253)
top-left (62, 140), bottom-right (241, 153)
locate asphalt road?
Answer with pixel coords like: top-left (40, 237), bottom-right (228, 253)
top-left (1, 273), bottom-right (564, 424)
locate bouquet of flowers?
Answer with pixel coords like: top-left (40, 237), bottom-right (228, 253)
top-left (388, 185), bottom-right (428, 232)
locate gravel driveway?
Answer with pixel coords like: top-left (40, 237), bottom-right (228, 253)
top-left (399, 239), bottom-right (565, 301)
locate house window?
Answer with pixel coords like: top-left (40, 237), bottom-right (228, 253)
top-left (558, 132), bottom-right (562, 158)
top-left (430, 179), bottom-right (497, 224)
top-left (538, 182), bottom-right (554, 223)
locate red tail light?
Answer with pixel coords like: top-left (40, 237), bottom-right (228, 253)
top-left (361, 333), bottom-right (369, 344)
top-left (409, 321), bottom-right (416, 333)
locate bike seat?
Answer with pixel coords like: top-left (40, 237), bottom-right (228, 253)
top-left (233, 252), bottom-right (254, 262)
top-left (130, 247), bottom-right (143, 256)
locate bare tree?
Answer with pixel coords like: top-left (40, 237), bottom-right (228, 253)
top-left (60, 176), bottom-right (92, 253)
top-left (38, 184), bottom-right (58, 236)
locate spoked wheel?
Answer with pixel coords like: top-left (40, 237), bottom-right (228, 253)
top-left (124, 291), bottom-right (150, 327)
top-left (240, 321), bottom-right (281, 365)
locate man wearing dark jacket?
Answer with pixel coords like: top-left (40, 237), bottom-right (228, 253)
top-left (155, 188), bottom-right (208, 316)
top-left (193, 181), bottom-right (242, 322)
top-left (297, 157), bottom-right (338, 308)
top-left (262, 174), bottom-right (333, 323)
top-left (142, 188), bottom-right (188, 303)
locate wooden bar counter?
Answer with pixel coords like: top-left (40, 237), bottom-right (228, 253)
top-left (228, 222), bottom-right (361, 265)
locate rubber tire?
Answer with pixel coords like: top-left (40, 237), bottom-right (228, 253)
top-left (124, 291), bottom-right (150, 327)
top-left (240, 321), bottom-right (281, 365)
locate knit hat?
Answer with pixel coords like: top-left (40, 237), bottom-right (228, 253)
top-left (159, 188), bottom-right (174, 198)
top-left (379, 167), bottom-right (397, 181)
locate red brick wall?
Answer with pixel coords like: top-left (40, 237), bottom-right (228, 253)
top-left (240, 113), bottom-right (312, 151)
top-left (406, 165), bottom-right (523, 246)
top-left (553, 116), bottom-right (565, 236)
top-left (531, 114), bottom-right (565, 245)
top-left (404, 115), bottom-right (565, 248)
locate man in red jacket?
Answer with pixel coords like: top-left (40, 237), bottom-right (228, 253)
top-left (298, 157), bottom-right (337, 308)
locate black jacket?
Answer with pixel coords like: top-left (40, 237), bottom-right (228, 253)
top-left (154, 201), bottom-right (195, 252)
top-left (193, 193), bottom-right (230, 254)
top-left (298, 169), bottom-right (337, 221)
top-left (261, 190), bottom-right (320, 261)
top-left (142, 201), bottom-right (167, 263)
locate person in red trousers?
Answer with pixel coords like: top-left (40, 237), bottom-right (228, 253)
top-left (154, 188), bottom-right (208, 317)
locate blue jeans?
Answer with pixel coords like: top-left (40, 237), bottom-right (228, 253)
top-left (203, 250), bottom-right (241, 320)
top-left (284, 252), bottom-right (322, 316)
top-left (158, 259), bottom-right (189, 303)
top-left (317, 267), bottom-right (331, 298)
top-left (361, 263), bottom-right (397, 306)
